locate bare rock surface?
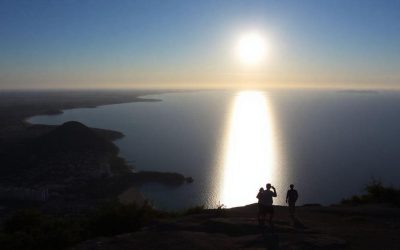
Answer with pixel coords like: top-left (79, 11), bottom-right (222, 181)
top-left (70, 204), bottom-right (382, 250)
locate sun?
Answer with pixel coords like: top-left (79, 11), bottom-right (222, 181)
top-left (236, 32), bottom-right (267, 65)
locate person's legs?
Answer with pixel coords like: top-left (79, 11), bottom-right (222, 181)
top-left (267, 206), bottom-right (274, 227)
top-left (268, 213), bottom-right (273, 226)
top-left (259, 205), bottom-right (266, 227)
top-left (289, 202), bottom-right (295, 218)
top-left (257, 204), bottom-right (264, 226)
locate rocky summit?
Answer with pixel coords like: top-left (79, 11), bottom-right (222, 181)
top-left (70, 204), bottom-right (400, 250)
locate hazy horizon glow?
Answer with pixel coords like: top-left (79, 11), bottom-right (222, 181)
top-left (1, 0), bottom-right (400, 89)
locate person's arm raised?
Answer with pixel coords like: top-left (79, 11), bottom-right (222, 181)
top-left (272, 187), bottom-right (277, 197)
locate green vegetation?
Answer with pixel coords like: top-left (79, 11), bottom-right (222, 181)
top-left (109, 155), bottom-right (132, 174)
top-left (182, 205), bottom-right (205, 215)
top-left (342, 179), bottom-right (400, 207)
top-left (87, 201), bottom-right (162, 237)
top-left (0, 209), bottom-right (84, 250)
top-left (180, 202), bottom-right (227, 217)
top-left (0, 202), bottom-right (163, 250)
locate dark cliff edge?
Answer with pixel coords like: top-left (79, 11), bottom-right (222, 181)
top-left (1, 202), bottom-right (399, 250)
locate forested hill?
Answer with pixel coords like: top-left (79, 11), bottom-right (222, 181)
top-left (0, 121), bottom-right (129, 186)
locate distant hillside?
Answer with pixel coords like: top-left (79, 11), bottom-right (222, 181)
top-left (0, 121), bottom-right (130, 186)
top-left (29, 121), bottom-right (118, 155)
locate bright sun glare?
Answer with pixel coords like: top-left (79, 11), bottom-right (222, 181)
top-left (236, 32), bottom-right (267, 65)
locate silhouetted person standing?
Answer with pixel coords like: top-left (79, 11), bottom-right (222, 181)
top-left (256, 187), bottom-right (264, 225)
top-left (286, 184), bottom-right (298, 218)
top-left (258, 183), bottom-right (277, 227)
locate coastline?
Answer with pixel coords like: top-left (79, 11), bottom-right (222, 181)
top-left (1, 91), bottom-right (400, 249)
top-left (0, 90), bottom-right (169, 144)
top-left (22, 96), bottom-right (163, 128)
top-left (0, 90), bottom-right (195, 208)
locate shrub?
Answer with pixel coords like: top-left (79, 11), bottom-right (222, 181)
top-left (342, 179), bottom-right (400, 206)
top-left (0, 202), bottom-right (161, 249)
top-left (1, 209), bottom-right (85, 250)
top-left (87, 201), bottom-right (159, 237)
top-left (183, 205), bottom-right (205, 215)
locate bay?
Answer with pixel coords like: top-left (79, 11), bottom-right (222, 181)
top-left (29, 89), bottom-right (400, 210)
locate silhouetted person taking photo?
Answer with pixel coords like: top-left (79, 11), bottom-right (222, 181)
top-left (286, 184), bottom-right (298, 218)
top-left (257, 183), bottom-right (277, 227)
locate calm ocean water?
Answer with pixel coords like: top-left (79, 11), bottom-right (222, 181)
top-left (29, 89), bottom-right (400, 210)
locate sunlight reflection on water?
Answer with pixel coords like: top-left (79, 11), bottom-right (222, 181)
top-left (218, 91), bottom-right (282, 207)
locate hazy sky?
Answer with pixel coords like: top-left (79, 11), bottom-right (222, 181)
top-left (1, 0), bottom-right (399, 89)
